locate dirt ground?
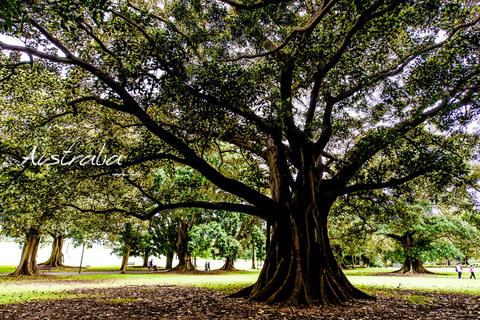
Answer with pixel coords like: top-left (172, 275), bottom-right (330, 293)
top-left (1, 285), bottom-right (479, 319)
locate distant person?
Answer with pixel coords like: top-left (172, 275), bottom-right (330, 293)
top-left (148, 259), bottom-right (153, 271)
top-left (205, 261), bottom-right (208, 271)
top-left (470, 265), bottom-right (476, 279)
top-left (207, 262), bottom-right (211, 271)
top-left (456, 263), bottom-right (463, 279)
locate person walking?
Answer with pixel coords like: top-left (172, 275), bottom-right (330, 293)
top-left (148, 259), bottom-right (153, 271)
top-left (456, 262), bottom-right (463, 279)
top-left (470, 265), bottom-right (476, 279)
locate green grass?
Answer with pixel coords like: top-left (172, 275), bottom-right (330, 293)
top-left (0, 266), bottom-right (15, 274)
top-left (107, 297), bottom-right (138, 304)
top-left (0, 291), bottom-right (93, 304)
top-left (81, 266), bottom-right (149, 272)
top-left (1, 266), bottom-right (480, 305)
top-left (0, 270), bottom-right (259, 304)
top-left (345, 267), bottom-right (480, 295)
top-left (403, 294), bottom-right (435, 305)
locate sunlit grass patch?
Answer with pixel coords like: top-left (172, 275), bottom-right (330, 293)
top-left (2, 267), bottom-right (480, 305)
top-left (0, 292), bottom-right (94, 305)
top-left (350, 275), bottom-right (480, 295)
top-left (0, 269), bottom-right (260, 304)
top-left (0, 266), bottom-right (15, 274)
top-left (106, 297), bottom-right (138, 304)
top-left (404, 294), bottom-right (435, 305)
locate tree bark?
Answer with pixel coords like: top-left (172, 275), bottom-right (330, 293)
top-left (120, 244), bottom-right (131, 274)
top-left (171, 251), bottom-right (195, 271)
top-left (143, 250), bottom-right (149, 268)
top-left (232, 160), bottom-right (372, 305)
top-left (266, 220), bottom-right (271, 254)
top-left (171, 222), bottom-right (195, 272)
top-left (396, 257), bottom-right (432, 273)
top-left (233, 141), bottom-right (374, 305)
top-left (11, 228), bottom-right (41, 276)
top-left (39, 235), bottom-right (64, 268)
top-left (220, 257), bottom-right (236, 271)
top-left (251, 238), bottom-right (256, 270)
top-left (165, 251), bottom-right (174, 269)
top-left (391, 232), bottom-right (433, 274)
top-left (233, 202), bottom-right (371, 305)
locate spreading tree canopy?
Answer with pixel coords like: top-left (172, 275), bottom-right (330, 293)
top-left (0, 0), bottom-right (479, 305)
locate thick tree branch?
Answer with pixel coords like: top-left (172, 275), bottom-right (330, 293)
top-left (0, 41), bottom-right (136, 110)
top-left (280, 59), bottom-right (302, 152)
top-left (36, 111), bottom-right (74, 127)
top-left (133, 107), bottom-right (275, 210)
top-left (218, 0), bottom-right (287, 10)
top-left (332, 15), bottom-right (480, 104)
top-left (313, 97), bottom-right (334, 154)
top-left (339, 166), bottom-right (433, 195)
top-left (68, 201), bottom-right (264, 220)
top-left (146, 201), bottom-right (263, 219)
top-left (115, 152), bottom-right (187, 168)
top-left (123, 176), bottom-right (162, 207)
top-left (228, 0), bottom-right (336, 61)
top-left (332, 75), bottom-right (477, 188)
top-left (0, 39), bottom-right (274, 210)
top-left (67, 96), bottom-right (132, 114)
top-left (305, 0), bottom-right (401, 140)
top-left (383, 233), bottom-right (403, 242)
top-left (28, 17), bottom-right (73, 57)
top-left (66, 204), bottom-right (146, 220)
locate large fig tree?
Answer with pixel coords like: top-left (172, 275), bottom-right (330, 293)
top-left (0, 0), bottom-right (479, 304)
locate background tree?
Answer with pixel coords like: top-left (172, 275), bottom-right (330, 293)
top-left (150, 215), bottom-right (177, 269)
top-left (189, 212), bottom-right (244, 271)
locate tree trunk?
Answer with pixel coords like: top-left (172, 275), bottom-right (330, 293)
top-left (11, 228), bottom-right (41, 276)
top-left (251, 238), bottom-right (256, 270)
top-left (171, 222), bottom-right (195, 272)
top-left (396, 256), bottom-right (432, 274)
top-left (233, 186), bottom-right (371, 304)
top-left (165, 251), bottom-right (174, 269)
top-left (39, 235), bottom-right (64, 268)
top-left (230, 144), bottom-right (373, 305)
top-left (171, 251), bottom-right (195, 271)
top-left (359, 256), bottom-right (365, 268)
top-left (220, 257), bottom-right (236, 271)
top-left (120, 244), bottom-right (131, 274)
top-left (143, 250), bottom-right (149, 268)
top-left (266, 220), bottom-right (271, 254)
top-left (393, 232), bottom-right (433, 274)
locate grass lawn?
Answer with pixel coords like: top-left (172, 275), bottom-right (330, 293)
top-left (0, 266), bottom-right (15, 274)
top-left (1, 266), bottom-right (479, 304)
top-left (345, 267), bottom-right (480, 295)
top-left (0, 270), bottom-right (259, 304)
